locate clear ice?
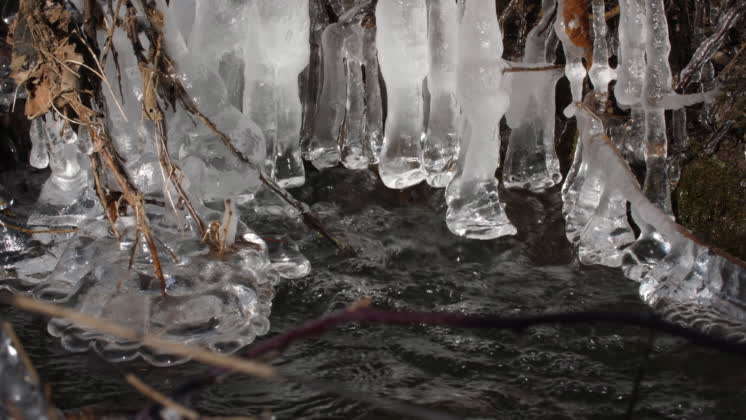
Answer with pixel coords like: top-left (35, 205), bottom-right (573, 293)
top-left (554, 0), bottom-right (589, 118)
top-left (241, 1), bottom-right (310, 188)
top-left (375, 0), bottom-right (428, 189)
top-left (504, 0), bottom-right (563, 193)
top-left (423, 0), bottom-right (460, 188)
top-left (307, 2), bottom-right (377, 170)
top-left (0, 325), bottom-right (58, 419)
top-left (445, 0), bottom-right (516, 240)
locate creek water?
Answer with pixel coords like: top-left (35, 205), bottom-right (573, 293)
top-left (2, 167), bottom-right (745, 419)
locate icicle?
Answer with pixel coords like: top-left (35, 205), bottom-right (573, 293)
top-left (340, 25), bottom-right (369, 170)
top-left (615, 0), bottom-right (646, 108)
top-left (362, 16), bottom-right (384, 164)
top-left (242, 0), bottom-right (310, 188)
top-left (341, 5), bottom-right (379, 170)
top-left (609, 0), bottom-right (647, 164)
top-left (561, 109), bottom-right (605, 245)
top-left (587, 0), bottom-right (616, 99)
top-left (554, 0), bottom-right (589, 117)
top-left (503, 0), bottom-right (563, 192)
top-left (306, 21), bottom-right (347, 169)
top-left (29, 118), bottom-right (50, 169)
top-left (667, 108), bottom-right (688, 190)
top-left (641, 0), bottom-right (673, 215)
top-left (375, 0), bottom-right (428, 189)
top-left (445, 0), bottom-right (516, 239)
top-left (574, 111), bottom-right (635, 266)
top-left (44, 116), bottom-right (84, 192)
top-left (299, 0), bottom-right (331, 156)
top-left (306, 2), bottom-right (375, 170)
top-left (422, 0), bottom-right (459, 188)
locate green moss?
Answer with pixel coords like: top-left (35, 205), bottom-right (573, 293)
top-left (675, 157), bottom-right (746, 260)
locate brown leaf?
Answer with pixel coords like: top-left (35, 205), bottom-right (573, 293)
top-left (24, 73), bottom-right (53, 118)
top-left (139, 64), bottom-right (163, 121)
top-left (562, 0), bottom-right (593, 62)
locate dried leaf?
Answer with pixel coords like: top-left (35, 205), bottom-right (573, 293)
top-left (24, 73), bottom-right (53, 118)
top-left (562, 0), bottom-right (592, 60)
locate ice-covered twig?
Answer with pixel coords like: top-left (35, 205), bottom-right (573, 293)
top-left (677, 1), bottom-right (742, 91)
top-left (4, 294), bottom-right (278, 378)
top-left (128, 0), bottom-right (349, 254)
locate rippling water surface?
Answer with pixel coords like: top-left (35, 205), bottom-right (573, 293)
top-left (3, 167), bottom-right (746, 419)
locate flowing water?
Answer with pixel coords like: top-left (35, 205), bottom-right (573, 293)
top-left (2, 167), bottom-right (746, 419)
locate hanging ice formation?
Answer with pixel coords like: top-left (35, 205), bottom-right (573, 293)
top-left (444, 0), bottom-right (516, 239)
top-left (1, 0), bottom-right (746, 366)
top-left (503, 0), bottom-right (563, 193)
top-left (305, 1), bottom-right (379, 171)
top-left (374, 0), bottom-right (429, 189)
top-left (423, 0), bottom-right (460, 188)
top-left (557, 0), bottom-right (745, 336)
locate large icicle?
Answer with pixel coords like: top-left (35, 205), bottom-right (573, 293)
top-left (306, 19), bottom-right (347, 169)
top-left (445, 0), bottom-right (516, 239)
top-left (340, 23), bottom-right (369, 170)
top-left (375, 0), bottom-right (428, 189)
top-left (242, 0), bottom-right (310, 188)
top-left (306, 2), bottom-right (376, 171)
top-left (564, 103), bottom-right (634, 267)
top-left (587, 0), bottom-right (616, 99)
top-left (640, 0), bottom-right (674, 214)
top-left (422, 0), bottom-right (459, 188)
top-left (504, 0), bottom-right (563, 193)
top-left (609, 0), bottom-right (646, 164)
top-left (362, 14), bottom-right (384, 164)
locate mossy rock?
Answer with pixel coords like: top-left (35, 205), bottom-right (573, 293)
top-left (675, 156), bottom-right (746, 260)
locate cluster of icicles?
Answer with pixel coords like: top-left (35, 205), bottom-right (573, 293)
top-left (1, 0), bottom-right (745, 366)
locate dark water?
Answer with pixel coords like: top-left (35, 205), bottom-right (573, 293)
top-left (2, 167), bottom-right (746, 419)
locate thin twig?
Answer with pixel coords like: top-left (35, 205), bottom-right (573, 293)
top-left (0, 220), bottom-right (78, 235)
top-left (64, 57), bottom-right (128, 122)
top-left (5, 295), bottom-right (460, 420)
top-left (504, 64), bottom-right (564, 73)
top-left (677, 2), bottom-right (742, 91)
top-left (3, 294), bottom-right (277, 379)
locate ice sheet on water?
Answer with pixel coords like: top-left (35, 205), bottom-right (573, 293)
top-left (34, 205), bottom-right (276, 366)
